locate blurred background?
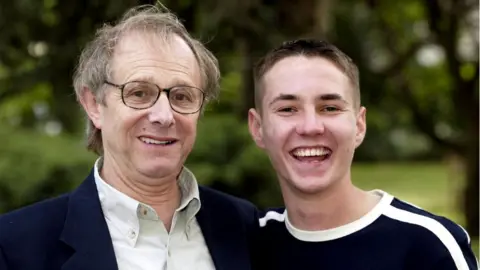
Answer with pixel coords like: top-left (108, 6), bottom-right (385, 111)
top-left (0, 0), bottom-right (478, 254)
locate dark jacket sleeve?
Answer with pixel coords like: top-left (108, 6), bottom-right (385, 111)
top-left (428, 217), bottom-right (479, 270)
top-left (429, 235), bottom-right (478, 270)
top-left (0, 245), bottom-right (9, 270)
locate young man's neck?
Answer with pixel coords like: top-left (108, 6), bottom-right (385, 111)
top-left (282, 178), bottom-right (381, 231)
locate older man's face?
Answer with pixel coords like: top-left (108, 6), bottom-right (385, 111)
top-left (93, 32), bottom-right (202, 183)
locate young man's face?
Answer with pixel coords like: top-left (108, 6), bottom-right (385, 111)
top-left (248, 55), bottom-right (366, 195)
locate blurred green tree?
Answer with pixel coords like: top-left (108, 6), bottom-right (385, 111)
top-left (0, 0), bottom-right (477, 236)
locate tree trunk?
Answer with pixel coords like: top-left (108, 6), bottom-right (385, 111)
top-left (237, 36), bottom-right (256, 120)
top-left (313, 0), bottom-right (332, 37)
top-left (463, 146), bottom-right (479, 237)
top-left (463, 105), bottom-right (479, 237)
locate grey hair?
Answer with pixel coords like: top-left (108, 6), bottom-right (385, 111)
top-left (73, 4), bottom-right (220, 155)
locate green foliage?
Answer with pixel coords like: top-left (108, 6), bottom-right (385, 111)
top-left (0, 124), bottom-right (95, 212)
top-left (0, 82), bottom-right (52, 121)
top-left (460, 63), bottom-right (477, 81)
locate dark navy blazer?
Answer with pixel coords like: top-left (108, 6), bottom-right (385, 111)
top-left (0, 170), bottom-right (260, 270)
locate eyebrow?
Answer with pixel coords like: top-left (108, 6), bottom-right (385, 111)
top-left (316, 93), bottom-right (348, 104)
top-left (268, 94), bottom-right (298, 106)
top-left (127, 75), bottom-right (156, 83)
top-left (269, 93), bottom-right (348, 106)
top-left (128, 76), bottom-right (193, 87)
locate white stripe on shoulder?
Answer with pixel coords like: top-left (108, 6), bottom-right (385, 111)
top-left (457, 224), bottom-right (472, 244)
top-left (259, 210), bottom-right (285, 227)
top-left (384, 205), bottom-right (470, 270)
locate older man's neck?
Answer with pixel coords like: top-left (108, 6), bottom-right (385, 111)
top-left (283, 179), bottom-right (380, 231)
top-left (101, 157), bottom-right (181, 231)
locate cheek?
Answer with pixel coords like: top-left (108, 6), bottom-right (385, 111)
top-left (262, 118), bottom-right (292, 149)
top-left (102, 105), bottom-right (143, 139)
top-left (325, 117), bottom-right (358, 145)
top-left (176, 114), bottom-right (198, 141)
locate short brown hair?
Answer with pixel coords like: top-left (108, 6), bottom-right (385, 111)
top-left (253, 39), bottom-right (360, 110)
top-left (73, 5), bottom-right (220, 155)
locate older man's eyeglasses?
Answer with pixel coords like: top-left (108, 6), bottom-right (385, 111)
top-left (104, 81), bottom-right (205, 114)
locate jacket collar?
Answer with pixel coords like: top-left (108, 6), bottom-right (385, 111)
top-left (60, 169), bottom-right (118, 270)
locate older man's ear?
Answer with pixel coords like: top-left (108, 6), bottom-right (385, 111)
top-left (79, 86), bottom-right (102, 130)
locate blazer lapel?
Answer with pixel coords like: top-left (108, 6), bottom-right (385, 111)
top-left (196, 187), bottom-right (252, 270)
top-left (60, 170), bottom-right (118, 270)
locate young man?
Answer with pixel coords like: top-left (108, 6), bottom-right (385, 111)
top-left (248, 39), bottom-right (477, 269)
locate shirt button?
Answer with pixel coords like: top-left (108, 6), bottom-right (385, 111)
top-left (128, 230), bottom-right (136, 239)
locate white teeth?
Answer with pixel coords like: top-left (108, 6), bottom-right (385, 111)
top-left (140, 137), bottom-right (172, 145)
top-left (293, 147), bottom-right (331, 157)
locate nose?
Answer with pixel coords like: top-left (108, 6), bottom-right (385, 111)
top-left (147, 93), bottom-right (175, 127)
top-left (296, 108), bottom-right (324, 136)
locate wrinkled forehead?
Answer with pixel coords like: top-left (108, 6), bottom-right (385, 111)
top-left (261, 56), bottom-right (353, 104)
top-left (114, 30), bottom-right (192, 56)
top-left (109, 31), bottom-right (201, 82)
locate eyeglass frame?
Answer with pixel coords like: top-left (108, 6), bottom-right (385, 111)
top-left (104, 80), bottom-right (206, 114)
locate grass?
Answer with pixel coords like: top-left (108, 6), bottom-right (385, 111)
top-left (352, 162), bottom-right (479, 258)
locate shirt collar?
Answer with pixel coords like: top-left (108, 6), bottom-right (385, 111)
top-left (93, 157), bottom-right (201, 228)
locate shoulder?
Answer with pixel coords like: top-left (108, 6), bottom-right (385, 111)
top-left (198, 185), bottom-right (259, 217)
top-left (386, 198), bottom-right (470, 244)
top-left (0, 193), bottom-right (70, 243)
top-left (384, 197), bottom-right (478, 269)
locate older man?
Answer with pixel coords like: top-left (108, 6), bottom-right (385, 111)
top-left (0, 5), bottom-right (258, 270)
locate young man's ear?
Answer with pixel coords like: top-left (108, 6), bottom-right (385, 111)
top-left (79, 87), bottom-right (103, 129)
top-left (354, 106), bottom-right (367, 148)
top-left (248, 108), bottom-right (265, 149)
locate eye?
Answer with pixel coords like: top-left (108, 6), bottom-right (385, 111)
top-left (172, 92), bottom-right (192, 102)
top-left (276, 107), bottom-right (297, 114)
top-left (321, 105), bottom-right (341, 112)
top-left (124, 83), bottom-right (155, 98)
top-left (132, 90), bottom-right (147, 98)
top-left (170, 86), bottom-right (198, 103)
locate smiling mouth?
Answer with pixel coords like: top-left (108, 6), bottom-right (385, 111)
top-left (290, 147), bottom-right (332, 162)
top-left (139, 137), bottom-right (178, 146)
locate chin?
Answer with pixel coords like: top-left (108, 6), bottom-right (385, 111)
top-left (140, 167), bottom-right (178, 180)
top-left (288, 175), bottom-right (334, 195)
top-left (136, 159), bottom-right (180, 178)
